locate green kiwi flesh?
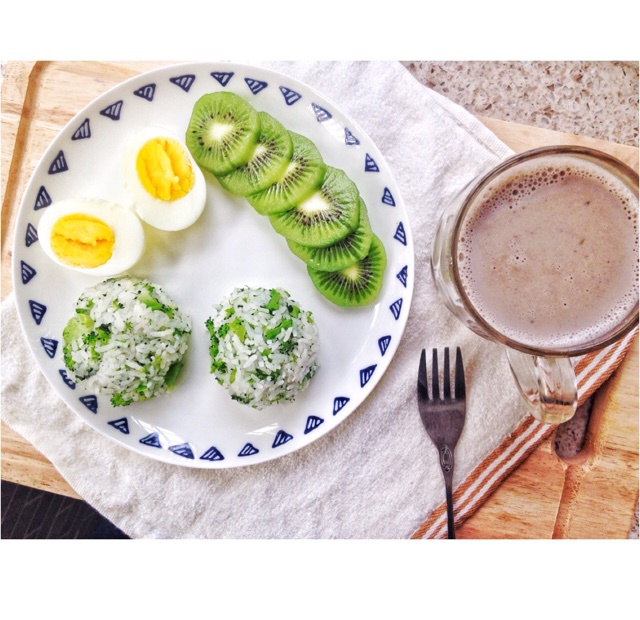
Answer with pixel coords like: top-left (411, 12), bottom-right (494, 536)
top-left (269, 167), bottom-right (360, 247)
top-left (217, 112), bottom-right (294, 196)
top-left (185, 92), bottom-right (261, 176)
top-left (287, 198), bottom-right (373, 271)
top-left (247, 132), bottom-right (327, 215)
top-left (185, 91), bottom-right (388, 307)
top-left (307, 235), bottom-right (387, 307)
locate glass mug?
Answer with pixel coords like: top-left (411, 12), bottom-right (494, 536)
top-left (431, 146), bottom-right (639, 424)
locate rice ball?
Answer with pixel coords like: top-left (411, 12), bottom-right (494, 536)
top-left (62, 276), bottom-right (191, 406)
top-left (205, 286), bottom-right (320, 409)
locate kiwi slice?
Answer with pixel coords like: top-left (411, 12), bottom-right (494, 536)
top-left (217, 112), bottom-right (294, 196)
top-left (269, 167), bottom-right (360, 247)
top-left (287, 197), bottom-right (374, 271)
top-left (247, 131), bottom-right (327, 215)
top-left (185, 92), bottom-right (261, 176)
top-left (308, 235), bottom-right (386, 307)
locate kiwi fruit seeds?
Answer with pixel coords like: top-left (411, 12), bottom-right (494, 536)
top-left (247, 132), bottom-right (327, 215)
top-left (186, 92), bottom-right (261, 176)
top-left (286, 197), bottom-right (373, 271)
top-left (217, 112), bottom-right (293, 196)
top-left (308, 235), bottom-right (387, 307)
top-left (269, 167), bottom-right (361, 248)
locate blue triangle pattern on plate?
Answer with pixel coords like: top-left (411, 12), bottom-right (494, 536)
top-left (170, 74), bottom-right (196, 92)
top-left (59, 369), bottom-right (76, 389)
top-left (272, 429), bottom-right (293, 448)
top-left (238, 442), bottom-right (259, 457)
top-left (20, 260), bottom-right (36, 284)
top-left (393, 221), bottom-right (407, 245)
top-left (134, 83), bottom-right (155, 101)
top-left (378, 335), bottom-right (391, 356)
top-left (382, 187), bottom-right (395, 206)
top-left (211, 71), bottom-right (234, 87)
top-left (344, 127), bottom-right (360, 145)
top-left (360, 364), bottom-right (377, 387)
top-left (312, 103), bottom-right (332, 122)
top-left (333, 396), bottom-right (350, 415)
top-left (279, 86), bottom-right (301, 105)
top-left (245, 77), bottom-right (268, 95)
top-left (48, 150), bottom-right (68, 174)
top-left (200, 446), bottom-right (225, 461)
top-left (169, 442), bottom-right (194, 459)
top-left (108, 417), bottom-right (130, 434)
top-left (390, 298), bottom-right (403, 320)
top-left (72, 118), bottom-right (91, 140)
top-left (364, 154), bottom-right (379, 172)
top-left (304, 415), bottom-right (324, 434)
top-left (40, 337), bottom-right (57, 358)
top-left (34, 186), bottom-right (52, 210)
top-left (100, 100), bottom-right (123, 121)
top-left (25, 223), bottom-right (38, 247)
top-left (396, 265), bottom-right (408, 287)
top-left (29, 300), bottom-right (46, 325)
top-left (140, 432), bottom-right (162, 448)
top-left (79, 395), bottom-right (98, 414)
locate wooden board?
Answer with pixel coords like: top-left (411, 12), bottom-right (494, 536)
top-left (2, 61), bottom-right (638, 537)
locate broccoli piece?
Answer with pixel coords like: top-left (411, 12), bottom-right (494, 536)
top-left (265, 289), bottom-right (281, 311)
top-left (110, 392), bottom-right (131, 407)
top-left (264, 318), bottom-right (293, 340)
top-left (138, 290), bottom-right (175, 318)
top-left (163, 361), bottom-right (183, 392)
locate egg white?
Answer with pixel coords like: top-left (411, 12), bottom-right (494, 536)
top-left (37, 197), bottom-right (146, 276)
top-left (122, 126), bottom-right (207, 232)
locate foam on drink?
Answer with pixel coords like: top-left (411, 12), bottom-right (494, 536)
top-left (456, 153), bottom-right (638, 351)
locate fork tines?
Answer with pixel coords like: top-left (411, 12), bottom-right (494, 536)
top-left (418, 347), bottom-right (465, 401)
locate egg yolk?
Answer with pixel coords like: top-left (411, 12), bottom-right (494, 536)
top-left (136, 137), bottom-right (195, 201)
top-left (50, 214), bottom-right (115, 268)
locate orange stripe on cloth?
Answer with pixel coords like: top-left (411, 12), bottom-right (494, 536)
top-left (575, 330), bottom-right (637, 404)
top-left (411, 328), bottom-right (638, 539)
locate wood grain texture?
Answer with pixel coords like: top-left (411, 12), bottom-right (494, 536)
top-left (2, 61), bottom-right (638, 534)
top-left (456, 336), bottom-right (639, 539)
top-left (552, 336), bottom-right (639, 538)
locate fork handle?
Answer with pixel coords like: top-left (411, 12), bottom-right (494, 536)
top-left (439, 445), bottom-right (456, 539)
top-left (444, 479), bottom-right (456, 539)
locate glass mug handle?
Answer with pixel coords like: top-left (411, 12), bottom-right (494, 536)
top-left (505, 349), bottom-right (578, 424)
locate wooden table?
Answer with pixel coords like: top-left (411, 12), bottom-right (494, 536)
top-left (2, 61), bottom-right (638, 537)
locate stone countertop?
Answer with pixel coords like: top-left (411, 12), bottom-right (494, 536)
top-left (402, 61), bottom-right (639, 538)
top-left (402, 61), bottom-right (638, 147)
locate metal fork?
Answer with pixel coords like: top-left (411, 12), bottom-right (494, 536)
top-left (417, 347), bottom-right (466, 539)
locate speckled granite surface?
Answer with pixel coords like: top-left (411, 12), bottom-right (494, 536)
top-left (402, 61), bottom-right (638, 146)
top-left (402, 61), bottom-right (639, 538)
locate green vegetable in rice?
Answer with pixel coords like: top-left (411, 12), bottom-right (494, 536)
top-left (62, 276), bottom-right (191, 407)
top-left (206, 286), bottom-right (319, 410)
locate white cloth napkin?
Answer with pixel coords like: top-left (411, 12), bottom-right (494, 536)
top-left (1, 61), bottom-right (528, 538)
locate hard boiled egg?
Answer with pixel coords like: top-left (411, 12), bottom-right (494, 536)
top-left (38, 198), bottom-right (145, 276)
top-left (123, 126), bottom-right (207, 231)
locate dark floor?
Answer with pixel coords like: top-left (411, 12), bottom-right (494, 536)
top-left (1, 480), bottom-right (129, 539)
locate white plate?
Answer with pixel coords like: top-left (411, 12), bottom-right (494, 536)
top-left (12, 62), bottom-right (414, 468)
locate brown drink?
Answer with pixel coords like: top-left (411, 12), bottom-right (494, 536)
top-left (455, 151), bottom-right (639, 353)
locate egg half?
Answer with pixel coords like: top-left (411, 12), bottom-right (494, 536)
top-left (123, 126), bottom-right (207, 231)
top-left (38, 198), bottom-right (146, 276)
